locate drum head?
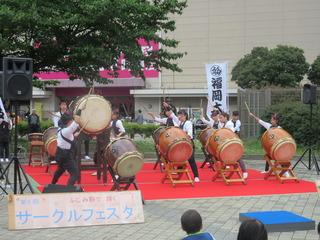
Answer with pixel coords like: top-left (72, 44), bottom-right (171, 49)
top-left (116, 153), bottom-right (144, 178)
top-left (273, 142), bottom-right (296, 162)
top-left (76, 95), bottom-right (112, 134)
top-left (219, 141), bottom-right (244, 164)
top-left (167, 141), bottom-right (193, 162)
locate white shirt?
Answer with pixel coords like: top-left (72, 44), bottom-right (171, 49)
top-left (258, 119), bottom-right (281, 130)
top-left (154, 117), bottom-right (178, 126)
top-left (218, 120), bottom-right (236, 132)
top-left (57, 121), bottom-right (79, 149)
top-left (109, 120), bottom-right (125, 133)
top-left (52, 112), bottom-right (62, 127)
top-left (230, 119), bottom-right (241, 132)
top-left (171, 113), bottom-right (193, 139)
top-left (201, 117), bottom-right (219, 128)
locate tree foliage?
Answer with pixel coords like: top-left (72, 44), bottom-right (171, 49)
top-left (0, 0), bottom-right (187, 86)
top-left (308, 55), bottom-right (320, 86)
top-left (262, 101), bottom-right (320, 147)
top-left (231, 45), bottom-right (309, 89)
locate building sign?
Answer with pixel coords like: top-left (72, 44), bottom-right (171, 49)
top-left (8, 191), bottom-right (144, 230)
top-left (205, 63), bottom-right (228, 117)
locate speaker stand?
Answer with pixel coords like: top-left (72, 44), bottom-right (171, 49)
top-left (292, 103), bottom-right (320, 175)
top-left (292, 148), bottom-right (320, 175)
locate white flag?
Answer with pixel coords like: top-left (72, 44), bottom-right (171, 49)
top-left (0, 97), bottom-right (8, 121)
top-left (205, 63), bottom-right (228, 118)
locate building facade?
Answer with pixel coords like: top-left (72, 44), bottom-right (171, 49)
top-left (131, 0), bottom-right (320, 119)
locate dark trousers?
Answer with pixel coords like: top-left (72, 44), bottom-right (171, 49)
top-left (52, 147), bottom-right (78, 186)
top-left (0, 141), bottom-right (9, 159)
top-left (29, 124), bottom-right (40, 133)
top-left (84, 140), bottom-right (89, 156)
top-left (188, 140), bottom-right (199, 178)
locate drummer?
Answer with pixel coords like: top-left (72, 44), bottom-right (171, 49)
top-left (148, 107), bottom-right (176, 127)
top-left (219, 111), bottom-right (248, 179)
top-left (200, 109), bottom-right (220, 129)
top-left (51, 112), bottom-right (81, 186)
top-left (165, 103), bottom-right (200, 182)
top-left (51, 100), bottom-right (68, 128)
top-left (249, 112), bottom-right (286, 174)
top-left (110, 111), bottom-right (126, 138)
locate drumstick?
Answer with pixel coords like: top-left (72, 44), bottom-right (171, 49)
top-left (244, 101), bottom-right (251, 114)
top-left (77, 119), bottom-right (90, 135)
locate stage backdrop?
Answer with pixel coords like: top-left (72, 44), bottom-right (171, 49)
top-left (205, 63), bottom-right (228, 118)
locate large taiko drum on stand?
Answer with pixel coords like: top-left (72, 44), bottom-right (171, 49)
top-left (152, 126), bottom-right (193, 162)
top-left (261, 128), bottom-right (296, 162)
top-left (207, 128), bottom-right (244, 164)
top-left (43, 127), bottom-right (58, 157)
top-left (104, 137), bottom-right (144, 178)
top-left (198, 128), bottom-right (216, 147)
top-left (69, 94), bottom-right (112, 135)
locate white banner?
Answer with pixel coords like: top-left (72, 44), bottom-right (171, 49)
top-left (8, 191), bottom-right (144, 230)
top-left (0, 97), bottom-right (8, 121)
top-left (205, 63), bottom-right (228, 118)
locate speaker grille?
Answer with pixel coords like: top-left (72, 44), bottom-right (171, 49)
top-left (7, 75), bottom-right (31, 97)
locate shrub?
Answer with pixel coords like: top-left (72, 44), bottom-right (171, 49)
top-left (124, 122), bottom-right (159, 138)
top-left (262, 101), bottom-right (320, 146)
top-left (16, 120), bottom-right (54, 136)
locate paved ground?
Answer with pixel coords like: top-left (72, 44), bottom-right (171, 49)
top-left (0, 157), bottom-right (319, 240)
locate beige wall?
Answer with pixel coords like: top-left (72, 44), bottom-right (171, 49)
top-left (161, 0), bottom-right (320, 90)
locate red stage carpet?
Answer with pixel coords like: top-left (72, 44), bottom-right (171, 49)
top-left (23, 163), bottom-right (317, 200)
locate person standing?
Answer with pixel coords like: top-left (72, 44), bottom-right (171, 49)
top-left (135, 109), bottom-right (144, 124)
top-left (110, 111), bottom-right (126, 139)
top-left (148, 108), bottom-right (176, 127)
top-left (201, 109), bottom-right (220, 129)
top-left (51, 113), bottom-right (80, 186)
top-left (0, 111), bottom-right (12, 162)
top-left (249, 112), bottom-right (284, 174)
top-left (231, 111), bottom-right (241, 136)
top-left (51, 100), bottom-right (68, 128)
top-left (219, 111), bottom-right (248, 179)
top-left (168, 104), bottom-right (200, 182)
top-left (28, 109), bottom-right (40, 133)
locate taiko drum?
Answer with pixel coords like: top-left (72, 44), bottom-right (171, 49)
top-left (152, 126), bottom-right (193, 162)
top-left (104, 137), bottom-right (144, 178)
top-left (69, 94), bottom-right (112, 135)
top-left (198, 128), bottom-right (216, 147)
top-left (207, 128), bottom-right (244, 164)
top-left (261, 128), bottom-right (296, 162)
top-left (43, 127), bottom-right (58, 157)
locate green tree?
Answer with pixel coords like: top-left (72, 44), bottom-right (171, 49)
top-left (0, 0), bottom-right (187, 86)
top-left (308, 55), bottom-right (320, 85)
top-left (231, 45), bottom-right (309, 89)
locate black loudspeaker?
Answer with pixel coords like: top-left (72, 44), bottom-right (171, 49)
top-left (42, 184), bottom-right (83, 193)
top-left (1, 57), bottom-right (33, 101)
top-left (303, 84), bottom-right (317, 104)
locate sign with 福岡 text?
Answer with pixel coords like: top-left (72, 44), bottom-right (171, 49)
top-left (205, 63), bottom-right (228, 118)
top-left (8, 190), bottom-right (144, 230)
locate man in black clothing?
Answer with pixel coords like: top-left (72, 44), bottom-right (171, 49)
top-left (0, 111), bottom-right (12, 162)
top-left (28, 109), bottom-right (40, 133)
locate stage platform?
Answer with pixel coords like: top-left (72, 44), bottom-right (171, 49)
top-left (239, 211), bottom-right (316, 232)
top-left (23, 163), bottom-right (317, 200)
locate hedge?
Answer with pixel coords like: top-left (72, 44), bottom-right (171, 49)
top-left (16, 120), bottom-right (160, 138)
top-left (262, 101), bottom-right (320, 146)
top-left (16, 120), bottom-right (54, 136)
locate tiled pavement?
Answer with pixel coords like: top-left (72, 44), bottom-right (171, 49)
top-left (0, 157), bottom-right (319, 240)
